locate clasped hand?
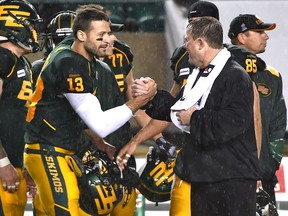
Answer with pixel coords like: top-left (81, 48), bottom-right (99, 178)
top-left (132, 77), bottom-right (157, 98)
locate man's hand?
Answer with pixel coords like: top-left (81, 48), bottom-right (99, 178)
top-left (116, 141), bottom-right (138, 170)
top-left (155, 137), bottom-right (176, 163)
top-left (176, 106), bottom-right (197, 125)
top-left (84, 129), bottom-right (116, 160)
top-left (132, 77), bottom-right (157, 98)
top-left (22, 168), bottom-right (37, 196)
top-left (0, 164), bottom-right (20, 193)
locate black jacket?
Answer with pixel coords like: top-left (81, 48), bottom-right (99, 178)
top-left (146, 57), bottom-right (261, 183)
top-left (175, 58), bottom-right (261, 183)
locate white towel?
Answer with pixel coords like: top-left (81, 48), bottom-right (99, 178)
top-left (170, 48), bottom-right (231, 133)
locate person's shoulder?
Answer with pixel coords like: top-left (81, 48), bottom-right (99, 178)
top-left (114, 40), bottom-right (131, 52)
top-left (0, 46), bottom-right (18, 74)
top-left (225, 57), bottom-right (248, 76)
top-left (113, 40), bottom-right (134, 62)
top-left (170, 45), bottom-right (187, 62)
top-left (265, 65), bottom-right (281, 78)
top-left (226, 43), bottom-right (256, 63)
top-left (255, 56), bottom-right (281, 78)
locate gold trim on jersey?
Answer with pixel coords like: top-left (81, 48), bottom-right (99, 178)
top-left (175, 51), bottom-right (188, 74)
top-left (43, 119), bottom-right (56, 131)
top-left (6, 54), bottom-right (17, 78)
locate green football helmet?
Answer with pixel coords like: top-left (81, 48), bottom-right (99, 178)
top-left (43, 10), bottom-right (76, 54)
top-left (137, 146), bottom-right (176, 203)
top-left (0, 0), bottom-right (42, 52)
top-left (79, 151), bottom-right (124, 215)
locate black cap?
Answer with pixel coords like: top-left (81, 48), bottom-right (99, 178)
top-left (110, 23), bottom-right (124, 32)
top-left (228, 14), bottom-right (276, 39)
top-left (188, 1), bottom-right (219, 21)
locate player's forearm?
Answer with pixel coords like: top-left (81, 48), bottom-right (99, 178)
top-left (0, 139), bottom-right (8, 159)
top-left (133, 109), bottom-right (163, 141)
top-left (132, 119), bottom-right (171, 145)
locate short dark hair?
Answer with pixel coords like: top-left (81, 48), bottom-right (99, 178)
top-left (187, 16), bottom-right (223, 49)
top-left (73, 6), bottom-right (110, 37)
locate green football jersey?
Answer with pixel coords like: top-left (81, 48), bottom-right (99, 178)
top-left (25, 44), bottom-right (98, 151)
top-left (0, 46), bottom-right (33, 167)
top-left (170, 45), bottom-right (194, 89)
top-left (103, 40), bottom-right (133, 98)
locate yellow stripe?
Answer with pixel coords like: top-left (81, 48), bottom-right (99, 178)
top-left (175, 51), bottom-right (188, 75)
top-left (266, 65), bottom-right (280, 77)
top-left (43, 119), bottom-right (56, 131)
top-left (7, 55), bottom-right (17, 78)
top-left (54, 203), bottom-right (69, 212)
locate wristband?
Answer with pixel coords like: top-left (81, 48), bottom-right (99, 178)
top-left (0, 157), bottom-right (10, 168)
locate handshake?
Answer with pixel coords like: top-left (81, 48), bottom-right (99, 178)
top-left (125, 77), bottom-right (157, 114)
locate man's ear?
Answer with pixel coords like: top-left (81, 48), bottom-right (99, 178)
top-left (77, 30), bottom-right (86, 42)
top-left (237, 33), bottom-right (246, 45)
top-left (198, 38), bottom-right (205, 50)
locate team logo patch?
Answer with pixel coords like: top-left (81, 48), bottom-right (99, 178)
top-left (241, 23), bottom-right (248, 32)
top-left (179, 68), bottom-right (190, 76)
top-left (17, 69), bottom-right (26, 78)
top-left (257, 83), bottom-right (271, 97)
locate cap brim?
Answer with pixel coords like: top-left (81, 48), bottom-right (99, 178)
top-left (252, 23), bottom-right (276, 31)
top-left (110, 23), bottom-right (124, 32)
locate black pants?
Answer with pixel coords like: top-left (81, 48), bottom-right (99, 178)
top-left (261, 180), bottom-right (277, 205)
top-left (191, 179), bottom-right (257, 216)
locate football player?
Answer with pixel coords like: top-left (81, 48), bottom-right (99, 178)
top-left (0, 0), bottom-right (42, 215)
top-left (228, 13), bottom-right (287, 208)
top-left (32, 10), bottom-right (76, 85)
top-left (23, 5), bottom-right (156, 215)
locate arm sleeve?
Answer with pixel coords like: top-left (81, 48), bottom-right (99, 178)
top-left (63, 93), bottom-right (133, 138)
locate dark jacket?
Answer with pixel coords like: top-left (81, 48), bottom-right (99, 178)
top-left (174, 58), bottom-right (261, 183)
top-left (250, 57), bottom-right (287, 182)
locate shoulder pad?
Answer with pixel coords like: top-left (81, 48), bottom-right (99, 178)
top-left (265, 65), bottom-right (280, 77)
top-left (170, 45), bottom-right (187, 63)
top-left (113, 40), bottom-right (134, 63)
top-left (0, 47), bottom-right (17, 77)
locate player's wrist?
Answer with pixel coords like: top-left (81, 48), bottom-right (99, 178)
top-left (0, 157), bottom-right (10, 168)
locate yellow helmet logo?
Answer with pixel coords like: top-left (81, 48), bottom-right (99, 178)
top-left (95, 185), bottom-right (117, 214)
top-left (0, 5), bottom-right (30, 27)
top-left (149, 161), bottom-right (175, 187)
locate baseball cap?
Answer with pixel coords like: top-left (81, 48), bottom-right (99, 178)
top-left (228, 14), bottom-right (276, 39)
top-left (188, 1), bottom-right (219, 21)
top-left (110, 23), bottom-right (124, 32)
